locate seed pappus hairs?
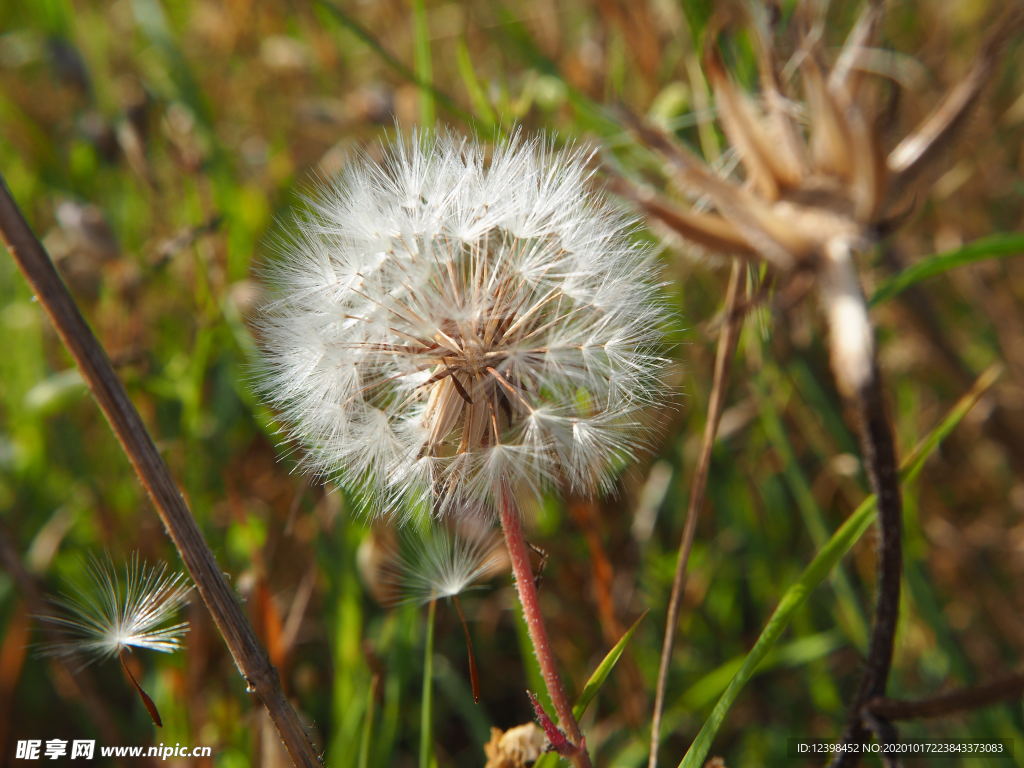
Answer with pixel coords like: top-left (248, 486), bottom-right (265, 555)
top-left (255, 128), bottom-right (672, 522)
top-left (38, 552), bottom-right (191, 666)
top-left (383, 519), bottom-right (506, 606)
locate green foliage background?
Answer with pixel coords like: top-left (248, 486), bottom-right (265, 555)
top-left (2, 0), bottom-right (1024, 766)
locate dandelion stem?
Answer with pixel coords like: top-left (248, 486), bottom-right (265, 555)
top-left (453, 596), bottom-right (481, 704)
top-left (0, 175), bottom-right (321, 768)
top-left (119, 651), bottom-right (162, 728)
top-left (499, 486), bottom-right (593, 768)
top-left (420, 599), bottom-right (436, 768)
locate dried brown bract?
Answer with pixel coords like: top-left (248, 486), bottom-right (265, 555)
top-left (619, 1), bottom-right (1020, 397)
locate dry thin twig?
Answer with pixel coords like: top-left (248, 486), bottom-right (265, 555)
top-left (868, 673), bottom-right (1024, 721)
top-left (649, 261), bottom-right (745, 768)
top-left (0, 174), bottom-right (321, 768)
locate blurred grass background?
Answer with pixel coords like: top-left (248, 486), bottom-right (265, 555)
top-left (2, 0), bottom-right (1024, 766)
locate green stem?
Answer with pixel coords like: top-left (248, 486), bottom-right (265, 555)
top-left (420, 599), bottom-right (437, 768)
top-left (357, 674), bottom-right (378, 768)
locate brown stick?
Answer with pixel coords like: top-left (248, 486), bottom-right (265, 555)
top-left (648, 261), bottom-right (745, 768)
top-left (0, 174), bottom-right (321, 768)
top-left (868, 673), bottom-right (1024, 721)
top-left (498, 486), bottom-right (592, 768)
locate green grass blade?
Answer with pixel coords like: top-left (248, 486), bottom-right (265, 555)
top-left (754, 376), bottom-right (868, 650)
top-left (574, 610), bottom-right (647, 721)
top-left (678, 366), bottom-right (1002, 768)
top-left (680, 630), bottom-right (846, 712)
top-left (869, 234), bottom-right (1024, 307)
top-left (357, 676), bottom-right (378, 768)
top-left (420, 599), bottom-right (437, 768)
top-left (535, 611), bottom-right (648, 768)
top-left (899, 363), bottom-right (1003, 484)
top-left (313, 0), bottom-right (471, 123)
top-left (412, 0), bottom-right (433, 128)
top-left (456, 38), bottom-right (498, 131)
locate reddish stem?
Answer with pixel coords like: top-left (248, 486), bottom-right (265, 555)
top-left (498, 486), bottom-right (592, 768)
top-left (119, 651), bottom-right (162, 728)
top-left (453, 596), bottom-right (480, 704)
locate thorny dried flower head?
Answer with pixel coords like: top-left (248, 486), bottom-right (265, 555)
top-left (38, 553), bottom-right (191, 667)
top-left (616, 3), bottom-right (1019, 398)
top-left (256, 130), bottom-right (670, 520)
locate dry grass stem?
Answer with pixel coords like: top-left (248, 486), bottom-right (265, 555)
top-left (648, 261), bottom-right (745, 768)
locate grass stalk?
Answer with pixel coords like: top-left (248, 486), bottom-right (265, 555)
top-left (649, 260), bottom-right (743, 768)
top-left (419, 599), bottom-right (436, 768)
top-left (412, 0), bottom-right (433, 128)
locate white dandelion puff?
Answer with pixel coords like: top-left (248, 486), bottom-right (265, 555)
top-left (385, 521), bottom-right (506, 606)
top-left (255, 129), bottom-right (672, 520)
top-left (38, 552), bottom-right (191, 665)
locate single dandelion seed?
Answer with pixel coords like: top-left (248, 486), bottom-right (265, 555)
top-left (385, 521), bottom-right (506, 704)
top-left (37, 552), bottom-right (192, 727)
top-left (254, 128), bottom-right (671, 522)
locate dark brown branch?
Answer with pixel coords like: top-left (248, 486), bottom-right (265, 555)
top-left (649, 261), bottom-right (744, 768)
top-left (831, 369), bottom-right (903, 768)
top-left (0, 174), bottom-right (321, 768)
top-left (868, 673), bottom-right (1024, 721)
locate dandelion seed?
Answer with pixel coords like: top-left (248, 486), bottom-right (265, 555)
top-left (255, 129), bottom-right (671, 521)
top-left (38, 553), bottom-right (191, 727)
top-left (386, 521), bottom-right (505, 606)
top-left (385, 521), bottom-right (505, 703)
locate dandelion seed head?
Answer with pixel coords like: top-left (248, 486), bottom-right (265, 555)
top-left (256, 129), bottom-right (671, 520)
top-left (385, 521), bottom-right (507, 606)
top-left (38, 553), bottom-right (191, 667)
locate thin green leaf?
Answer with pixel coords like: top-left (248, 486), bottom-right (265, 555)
top-left (869, 234), bottom-right (1024, 307)
top-left (680, 630), bottom-right (846, 712)
top-left (535, 612), bottom-right (648, 768)
top-left (678, 365), bottom-right (1002, 768)
top-left (456, 38), bottom-right (498, 131)
top-left (412, 0), bottom-right (433, 128)
top-left (574, 610), bottom-right (648, 721)
top-left (313, 0), bottom-right (471, 123)
top-left (754, 374), bottom-right (868, 651)
top-left (357, 675), bottom-right (378, 768)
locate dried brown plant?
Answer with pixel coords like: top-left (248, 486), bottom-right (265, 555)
top-left (620, 3), bottom-right (1023, 766)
